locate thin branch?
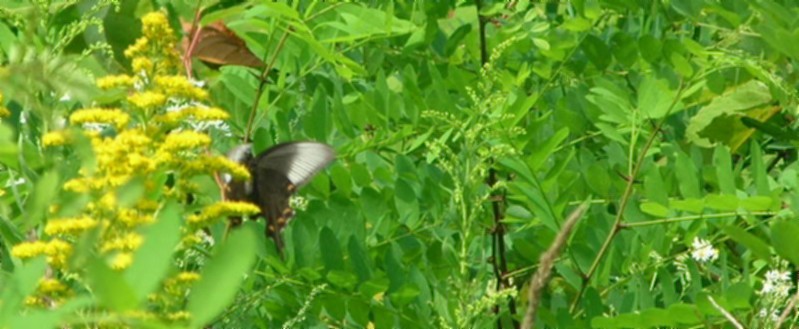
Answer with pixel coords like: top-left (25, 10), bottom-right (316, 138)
top-left (522, 203), bottom-right (589, 329)
top-left (473, 0), bottom-right (517, 326)
top-left (707, 296), bottom-right (744, 329)
top-left (621, 211), bottom-right (775, 228)
top-left (570, 80), bottom-right (686, 311)
top-left (243, 29), bottom-right (291, 143)
top-left (775, 278), bottom-right (799, 329)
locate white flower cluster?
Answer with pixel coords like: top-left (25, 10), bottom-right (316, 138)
top-left (690, 237), bottom-right (718, 263)
top-left (761, 269), bottom-right (792, 297)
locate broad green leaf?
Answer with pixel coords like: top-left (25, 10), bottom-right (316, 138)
top-left (23, 170), bottom-right (59, 230)
top-left (740, 196), bottom-right (774, 211)
top-left (704, 194), bottom-right (739, 211)
top-left (320, 227), bottom-right (344, 272)
top-left (713, 146), bottom-right (735, 194)
top-left (670, 198), bottom-right (704, 213)
top-left (638, 35), bottom-right (662, 63)
top-left (0, 257), bottom-right (46, 323)
top-left (750, 141), bottom-right (770, 195)
top-left (674, 152), bottom-right (700, 198)
top-left (721, 225), bottom-right (771, 262)
top-left (610, 32), bottom-right (637, 67)
top-left (87, 258), bottom-right (137, 312)
top-left (686, 80), bottom-right (772, 148)
top-left (348, 236), bottom-right (371, 282)
top-left (0, 123), bottom-right (18, 169)
top-left (639, 202), bottom-right (668, 217)
top-left (390, 283), bottom-right (420, 306)
top-left (327, 270), bottom-right (357, 290)
top-left (638, 76), bottom-right (681, 118)
top-left (670, 53), bottom-right (693, 77)
top-left (530, 127), bottom-right (569, 171)
top-left (124, 201), bottom-right (182, 303)
top-left (358, 276), bottom-right (390, 299)
top-left (394, 179), bottom-right (420, 228)
top-left (581, 35), bottom-right (610, 70)
top-left (771, 220), bottom-right (799, 266)
top-left (187, 228), bottom-right (257, 328)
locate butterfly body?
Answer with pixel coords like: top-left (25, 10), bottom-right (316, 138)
top-left (224, 142), bottom-right (335, 252)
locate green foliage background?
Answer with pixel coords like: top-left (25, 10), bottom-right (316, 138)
top-left (2, 0), bottom-right (799, 328)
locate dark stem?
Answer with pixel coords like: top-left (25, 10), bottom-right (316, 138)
top-left (243, 29), bottom-right (291, 143)
top-left (474, 0), bottom-right (518, 327)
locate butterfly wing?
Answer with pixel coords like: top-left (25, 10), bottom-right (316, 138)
top-left (253, 142), bottom-right (336, 187)
top-left (253, 168), bottom-right (295, 251)
top-left (250, 142), bottom-right (335, 251)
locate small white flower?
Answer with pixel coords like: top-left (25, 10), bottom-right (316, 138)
top-left (5, 177), bottom-right (26, 187)
top-left (82, 123), bottom-right (108, 132)
top-left (189, 79), bottom-right (206, 88)
top-left (761, 269), bottom-right (793, 297)
top-left (761, 281), bottom-right (776, 294)
top-left (59, 93), bottom-right (71, 102)
top-left (765, 270), bottom-right (790, 283)
top-left (758, 308), bottom-right (780, 321)
top-left (690, 237), bottom-right (719, 263)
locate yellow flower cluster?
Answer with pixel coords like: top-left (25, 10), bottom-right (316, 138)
top-left (111, 252), bottom-right (133, 270)
top-left (100, 232), bottom-right (144, 252)
top-left (17, 11), bottom-right (250, 321)
top-left (182, 155), bottom-right (250, 180)
top-left (128, 91), bottom-right (167, 109)
top-left (175, 271), bottom-right (201, 282)
top-left (117, 208), bottom-right (155, 227)
top-left (156, 106), bottom-right (230, 126)
top-left (132, 57), bottom-right (154, 74)
top-left (124, 12), bottom-right (181, 75)
top-left (70, 108), bottom-right (130, 130)
top-left (42, 130), bottom-right (71, 147)
top-left (160, 271), bottom-right (202, 299)
top-left (160, 131), bottom-right (211, 152)
top-left (187, 201), bottom-right (260, 226)
top-left (11, 239), bottom-right (73, 268)
top-left (96, 75), bottom-right (135, 89)
top-left (155, 76), bottom-right (209, 100)
top-left (44, 216), bottom-right (98, 236)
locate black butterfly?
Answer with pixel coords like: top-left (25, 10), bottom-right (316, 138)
top-left (224, 142), bottom-right (335, 252)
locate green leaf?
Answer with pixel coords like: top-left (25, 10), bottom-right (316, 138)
top-left (740, 196), bottom-right (774, 211)
top-left (771, 220), bottom-right (799, 266)
top-left (348, 236), bottom-right (371, 282)
top-left (704, 194), bottom-right (739, 211)
top-left (610, 32), bottom-right (637, 67)
top-left (0, 257), bottom-right (46, 322)
top-left (358, 276), bottom-right (390, 299)
top-left (582, 35), bottom-right (611, 70)
top-left (670, 198), bottom-right (704, 213)
top-left (638, 76), bottom-right (680, 118)
top-left (639, 202), bottom-right (669, 217)
top-left (638, 35), bottom-right (662, 63)
top-left (686, 80), bottom-right (772, 148)
top-left (721, 225), bottom-right (771, 261)
top-left (0, 123), bottom-right (18, 169)
top-left (390, 283), bottom-right (420, 306)
top-left (327, 270), bottom-right (358, 290)
top-left (124, 202), bottom-right (182, 303)
top-left (23, 171), bottom-right (59, 230)
top-left (674, 151), bottom-right (700, 198)
top-left (86, 258), bottom-right (138, 312)
top-left (394, 179), bottom-right (420, 228)
top-left (320, 227), bottom-right (344, 272)
top-left (187, 228), bottom-right (257, 328)
top-left (713, 146), bottom-right (735, 194)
